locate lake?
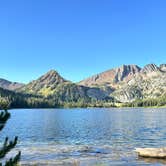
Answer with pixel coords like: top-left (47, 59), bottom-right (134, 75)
top-left (0, 108), bottom-right (166, 165)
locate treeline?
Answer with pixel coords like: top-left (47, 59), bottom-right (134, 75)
top-left (123, 94), bottom-right (166, 107)
top-left (58, 100), bottom-right (116, 108)
top-left (0, 88), bottom-right (56, 108)
top-left (1, 87), bottom-right (165, 108)
top-left (0, 87), bottom-right (116, 108)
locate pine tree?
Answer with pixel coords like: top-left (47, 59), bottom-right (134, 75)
top-left (0, 97), bottom-right (21, 166)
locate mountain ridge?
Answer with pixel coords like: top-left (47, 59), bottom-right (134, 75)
top-left (79, 63), bottom-right (166, 102)
top-left (0, 78), bottom-right (24, 91)
top-left (17, 70), bottom-right (111, 101)
top-left (0, 63), bottom-right (165, 103)
top-left (79, 64), bottom-right (141, 87)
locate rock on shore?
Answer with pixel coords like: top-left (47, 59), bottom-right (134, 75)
top-left (135, 148), bottom-right (166, 158)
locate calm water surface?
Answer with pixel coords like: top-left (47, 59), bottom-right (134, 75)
top-left (0, 108), bottom-right (166, 165)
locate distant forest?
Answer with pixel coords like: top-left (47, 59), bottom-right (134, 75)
top-left (123, 94), bottom-right (166, 107)
top-left (0, 87), bottom-right (166, 109)
top-left (0, 87), bottom-right (115, 108)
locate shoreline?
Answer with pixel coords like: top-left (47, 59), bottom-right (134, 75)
top-left (8, 105), bottom-right (166, 110)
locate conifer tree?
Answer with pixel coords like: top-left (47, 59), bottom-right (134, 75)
top-left (0, 97), bottom-right (21, 166)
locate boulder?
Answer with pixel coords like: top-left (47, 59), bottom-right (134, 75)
top-left (135, 148), bottom-right (166, 158)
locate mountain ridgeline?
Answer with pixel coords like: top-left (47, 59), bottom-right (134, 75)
top-left (0, 63), bottom-right (166, 108)
top-left (17, 70), bottom-right (111, 102)
top-left (79, 64), bottom-right (166, 102)
top-left (0, 78), bottom-right (24, 91)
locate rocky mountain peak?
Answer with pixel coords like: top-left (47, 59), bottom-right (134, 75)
top-left (141, 64), bottom-right (159, 73)
top-left (79, 64), bottom-right (141, 86)
top-left (37, 70), bottom-right (67, 85)
top-left (46, 69), bottom-right (58, 75)
top-left (18, 69), bottom-right (69, 95)
top-left (160, 64), bottom-right (166, 72)
top-left (114, 65), bottom-right (141, 82)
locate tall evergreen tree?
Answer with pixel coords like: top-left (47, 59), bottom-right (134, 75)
top-left (0, 98), bottom-right (21, 166)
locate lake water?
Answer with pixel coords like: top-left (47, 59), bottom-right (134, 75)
top-left (0, 108), bottom-right (166, 165)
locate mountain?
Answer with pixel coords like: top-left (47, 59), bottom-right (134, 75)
top-left (18, 70), bottom-right (69, 96)
top-left (0, 78), bottom-right (24, 91)
top-left (1, 64), bottom-right (165, 105)
top-left (18, 70), bottom-right (110, 102)
top-left (112, 64), bottom-right (166, 102)
top-left (79, 65), bottom-right (141, 88)
top-left (79, 64), bottom-right (166, 102)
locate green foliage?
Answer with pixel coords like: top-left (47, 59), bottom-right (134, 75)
top-left (5, 151), bottom-right (21, 166)
top-left (0, 98), bottom-right (21, 165)
top-left (58, 99), bottom-right (116, 108)
top-left (0, 87), bottom-right (56, 108)
top-left (0, 110), bottom-right (10, 124)
top-left (0, 98), bottom-right (10, 111)
top-left (0, 137), bottom-right (18, 158)
top-left (0, 83), bottom-right (117, 108)
top-left (124, 94), bottom-right (166, 107)
top-left (1, 85), bottom-right (166, 108)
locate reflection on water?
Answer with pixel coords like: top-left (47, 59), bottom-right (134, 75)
top-left (0, 108), bottom-right (166, 165)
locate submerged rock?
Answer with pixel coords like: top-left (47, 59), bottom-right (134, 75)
top-left (135, 148), bottom-right (166, 158)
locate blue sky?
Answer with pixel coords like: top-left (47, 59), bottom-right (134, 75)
top-left (0, 0), bottom-right (165, 83)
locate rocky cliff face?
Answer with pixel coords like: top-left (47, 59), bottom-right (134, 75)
top-left (0, 78), bottom-right (24, 91)
top-left (140, 64), bottom-right (160, 73)
top-left (79, 65), bottom-right (141, 87)
top-left (79, 64), bottom-right (166, 102)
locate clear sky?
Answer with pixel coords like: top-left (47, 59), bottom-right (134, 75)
top-left (0, 0), bottom-right (166, 83)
